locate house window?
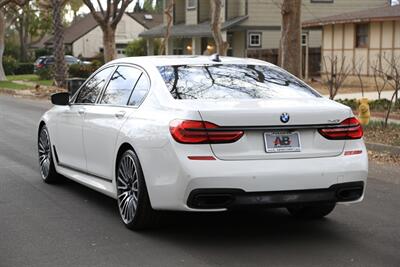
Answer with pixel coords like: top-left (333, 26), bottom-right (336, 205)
top-left (248, 32), bottom-right (262, 48)
top-left (301, 33), bottom-right (308, 46)
top-left (355, 24), bottom-right (369, 48)
top-left (187, 0), bottom-right (196, 10)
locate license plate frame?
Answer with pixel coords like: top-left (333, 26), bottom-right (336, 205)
top-left (264, 131), bottom-right (301, 153)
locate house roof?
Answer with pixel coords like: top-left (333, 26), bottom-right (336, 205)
top-left (303, 5), bottom-right (400, 28)
top-left (45, 12), bottom-right (163, 45)
top-left (46, 13), bottom-right (98, 45)
top-left (128, 13), bottom-right (163, 30)
top-left (139, 15), bottom-right (248, 38)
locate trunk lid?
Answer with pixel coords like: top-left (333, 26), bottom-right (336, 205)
top-left (181, 98), bottom-right (351, 160)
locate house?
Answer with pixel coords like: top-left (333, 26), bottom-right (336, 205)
top-left (139, 0), bottom-right (388, 77)
top-left (45, 12), bottom-right (162, 59)
top-left (303, 5), bottom-right (400, 79)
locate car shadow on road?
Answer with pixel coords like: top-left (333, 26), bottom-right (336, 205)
top-left (58, 176), bottom-right (347, 247)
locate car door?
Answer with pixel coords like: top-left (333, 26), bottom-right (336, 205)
top-left (83, 65), bottom-right (149, 180)
top-left (55, 66), bottom-right (114, 171)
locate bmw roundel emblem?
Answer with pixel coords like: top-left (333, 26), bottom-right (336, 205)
top-left (280, 113), bottom-right (290, 123)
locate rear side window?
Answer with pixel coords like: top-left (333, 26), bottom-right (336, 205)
top-left (46, 57), bottom-right (55, 64)
top-left (75, 67), bottom-right (114, 104)
top-left (158, 64), bottom-right (319, 100)
top-left (35, 57), bottom-right (46, 64)
top-left (128, 74), bottom-right (150, 106)
top-left (100, 66), bottom-right (142, 105)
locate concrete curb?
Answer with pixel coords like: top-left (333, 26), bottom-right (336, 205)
top-left (366, 142), bottom-right (400, 156)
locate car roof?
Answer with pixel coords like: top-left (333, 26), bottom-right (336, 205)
top-left (106, 55), bottom-right (273, 67)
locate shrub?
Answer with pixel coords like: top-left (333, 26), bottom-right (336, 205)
top-left (335, 98), bottom-right (358, 110)
top-left (368, 99), bottom-right (391, 112)
top-left (336, 98), bottom-right (400, 112)
top-left (36, 67), bottom-right (53, 80)
top-left (125, 38), bottom-right (147, 57)
top-left (4, 41), bottom-right (20, 59)
top-left (3, 55), bottom-right (18, 75)
top-left (90, 60), bottom-right (103, 69)
top-left (68, 63), bottom-right (97, 78)
top-left (14, 63), bottom-right (34, 75)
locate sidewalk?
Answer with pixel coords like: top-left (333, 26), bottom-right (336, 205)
top-left (328, 90), bottom-right (396, 100)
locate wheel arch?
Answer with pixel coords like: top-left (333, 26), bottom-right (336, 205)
top-left (114, 142), bottom-right (154, 208)
top-left (38, 120), bottom-right (46, 136)
top-left (115, 142), bottom-right (135, 174)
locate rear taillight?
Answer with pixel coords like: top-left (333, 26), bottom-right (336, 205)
top-left (169, 119), bottom-right (244, 144)
top-left (318, 117), bottom-right (363, 140)
top-left (37, 63), bottom-right (44, 68)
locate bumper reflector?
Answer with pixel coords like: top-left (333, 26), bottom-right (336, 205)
top-left (188, 156), bottom-right (216, 160)
top-left (344, 150), bottom-right (362, 156)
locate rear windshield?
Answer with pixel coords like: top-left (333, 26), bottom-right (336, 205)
top-left (158, 64), bottom-right (320, 100)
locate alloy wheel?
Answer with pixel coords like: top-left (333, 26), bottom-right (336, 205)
top-left (38, 128), bottom-right (51, 179)
top-left (116, 153), bottom-right (139, 224)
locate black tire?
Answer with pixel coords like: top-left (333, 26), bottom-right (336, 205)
top-left (116, 149), bottom-right (160, 230)
top-left (38, 125), bottom-right (59, 183)
top-left (287, 202), bottom-right (336, 219)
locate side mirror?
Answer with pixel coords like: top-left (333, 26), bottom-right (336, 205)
top-left (51, 92), bottom-right (70, 106)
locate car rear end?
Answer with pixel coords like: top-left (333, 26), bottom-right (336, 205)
top-left (151, 59), bottom-right (367, 211)
top-left (34, 56), bottom-right (47, 73)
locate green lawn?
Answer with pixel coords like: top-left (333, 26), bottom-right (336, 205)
top-left (0, 80), bottom-right (29, 90)
top-left (5, 74), bottom-right (53, 86)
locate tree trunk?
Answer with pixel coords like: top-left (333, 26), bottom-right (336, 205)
top-left (279, 0), bottom-right (301, 77)
top-left (17, 14), bottom-right (29, 62)
top-left (52, 0), bottom-right (66, 87)
top-left (210, 0), bottom-right (228, 56)
top-left (159, 0), bottom-right (174, 55)
top-left (103, 26), bottom-right (116, 62)
top-left (0, 9), bottom-right (6, 81)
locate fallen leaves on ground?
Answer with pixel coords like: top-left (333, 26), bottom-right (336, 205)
top-left (368, 150), bottom-right (400, 166)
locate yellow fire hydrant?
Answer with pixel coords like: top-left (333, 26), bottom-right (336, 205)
top-left (358, 98), bottom-right (370, 125)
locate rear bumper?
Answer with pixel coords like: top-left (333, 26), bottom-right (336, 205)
top-left (187, 181), bottom-right (364, 209)
top-left (141, 140), bottom-right (368, 211)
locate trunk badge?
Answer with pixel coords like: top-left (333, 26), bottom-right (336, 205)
top-left (280, 113), bottom-right (290, 123)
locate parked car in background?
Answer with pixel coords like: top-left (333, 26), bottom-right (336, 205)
top-left (34, 55), bottom-right (90, 73)
top-left (38, 56), bottom-right (368, 230)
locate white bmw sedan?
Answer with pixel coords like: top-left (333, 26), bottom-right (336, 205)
top-left (38, 56), bottom-right (368, 229)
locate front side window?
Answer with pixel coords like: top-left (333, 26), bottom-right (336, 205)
top-left (158, 64), bottom-right (320, 100)
top-left (100, 66), bottom-right (142, 105)
top-left (356, 24), bottom-right (369, 48)
top-left (75, 67), bottom-right (114, 104)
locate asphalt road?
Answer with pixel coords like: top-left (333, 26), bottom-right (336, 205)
top-left (0, 94), bottom-right (399, 267)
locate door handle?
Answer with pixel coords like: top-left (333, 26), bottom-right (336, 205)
top-left (78, 108), bottom-right (85, 115)
top-left (115, 111), bottom-right (126, 119)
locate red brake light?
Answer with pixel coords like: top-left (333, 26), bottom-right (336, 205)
top-left (169, 119), bottom-right (244, 144)
top-left (318, 117), bottom-right (363, 140)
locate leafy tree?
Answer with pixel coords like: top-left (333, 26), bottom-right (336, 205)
top-left (68, 0), bottom-right (83, 21)
top-left (154, 0), bottom-right (163, 13)
top-left (142, 0), bottom-right (154, 12)
top-left (0, 0), bottom-right (30, 81)
top-left (125, 38), bottom-right (147, 57)
top-left (83, 0), bottom-right (134, 62)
